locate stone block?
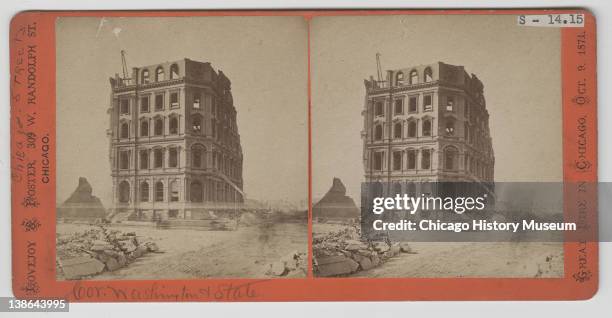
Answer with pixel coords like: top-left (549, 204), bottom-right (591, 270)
top-left (105, 257), bottom-right (121, 271)
top-left (116, 254), bottom-right (127, 267)
top-left (370, 254), bottom-right (380, 267)
top-left (390, 243), bottom-right (401, 256)
top-left (132, 245), bottom-right (148, 258)
top-left (145, 242), bottom-right (160, 252)
top-left (345, 242), bottom-right (368, 251)
top-left (399, 242), bottom-right (413, 253)
top-left (315, 256), bottom-right (359, 277)
top-left (119, 240), bottom-right (136, 253)
top-left (373, 242), bottom-right (390, 252)
top-left (268, 261), bottom-right (287, 276)
top-left (59, 256), bottom-right (105, 279)
top-left (358, 257), bottom-right (375, 271)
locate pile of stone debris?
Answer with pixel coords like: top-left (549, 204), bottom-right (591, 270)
top-left (264, 251), bottom-right (308, 278)
top-left (313, 226), bottom-right (414, 277)
top-left (56, 226), bottom-right (161, 279)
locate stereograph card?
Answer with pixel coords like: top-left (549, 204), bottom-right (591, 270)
top-left (10, 9), bottom-right (597, 301)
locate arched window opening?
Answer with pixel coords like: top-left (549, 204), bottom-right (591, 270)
top-left (424, 67), bottom-right (433, 82)
top-left (393, 182), bottom-right (402, 195)
top-left (421, 181), bottom-right (432, 196)
top-left (445, 120), bottom-right (455, 136)
top-left (374, 101), bottom-right (384, 117)
top-left (409, 70), bottom-right (418, 84)
top-left (393, 151), bottom-right (402, 171)
top-left (396, 72), bottom-right (404, 85)
top-left (372, 181), bottom-right (383, 198)
top-left (118, 181), bottom-right (130, 203)
top-left (140, 182), bottom-right (149, 202)
top-left (408, 96), bottom-right (418, 112)
top-left (470, 158), bottom-right (475, 174)
top-left (421, 149), bottom-right (431, 170)
top-left (140, 96), bottom-right (149, 112)
top-left (170, 92), bottom-right (179, 108)
top-left (156, 67), bottom-right (165, 82)
top-left (192, 115), bottom-right (203, 134)
top-left (373, 152), bottom-right (384, 171)
top-left (211, 120), bottom-right (217, 138)
top-left (192, 146), bottom-right (203, 168)
top-left (446, 96), bottom-right (455, 111)
top-left (407, 150), bottom-right (417, 169)
top-left (393, 122), bottom-right (402, 139)
top-left (140, 121), bottom-right (149, 137)
top-left (190, 181), bottom-right (203, 202)
top-left (444, 147), bottom-right (458, 170)
top-left (407, 182), bottom-right (417, 196)
top-left (120, 122), bottom-right (129, 139)
top-left (469, 126), bottom-right (475, 144)
top-left (423, 95), bottom-right (433, 111)
top-left (155, 94), bottom-right (164, 110)
top-left (169, 117), bottom-right (179, 135)
top-left (141, 69), bottom-right (150, 84)
top-left (170, 64), bottom-right (179, 79)
top-left (422, 119), bottom-right (432, 136)
top-left (120, 99), bottom-right (129, 114)
top-left (408, 120), bottom-right (417, 138)
top-left (394, 99), bottom-right (403, 115)
top-left (154, 118), bottom-right (163, 136)
top-left (119, 151), bottom-right (129, 170)
top-left (155, 181), bottom-right (164, 202)
top-left (170, 180), bottom-right (179, 202)
top-left (193, 93), bottom-right (201, 109)
top-left (140, 150), bottom-right (149, 169)
top-left (153, 148), bottom-right (163, 168)
top-left (168, 147), bottom-right (178, 168)
top-left (374, 124), bottom-right (383, 141)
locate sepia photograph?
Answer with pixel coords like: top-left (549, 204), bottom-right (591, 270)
top-left (55, 16), bottom-right (309, 280)
top-left (3, 3), bottom-right (605, 309)
top-left (310, 14), bottom-right (564, 278)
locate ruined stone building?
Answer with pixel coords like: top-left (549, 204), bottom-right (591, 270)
top-left (108, 58), bottom-right (244, 221)
top-left (313, 178), bottom-right (360, 223)
top-left (362, 62), bottom-right (494, 197)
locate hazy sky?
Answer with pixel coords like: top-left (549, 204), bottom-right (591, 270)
top-left (56, 14), bottom-right (563, 207)
top-left (56, 16), bottom-right (308, 206)
top-left (311, 14), bottom-right (562, 200)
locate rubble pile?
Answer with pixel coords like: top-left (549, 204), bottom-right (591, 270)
top-left (264, 251), bottom-right (308, 278)
top-left (56, 226), bottom-right (160, 279)
top-left (313, 226), bottom-right (414, 277)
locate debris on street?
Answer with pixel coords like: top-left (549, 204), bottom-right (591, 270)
top-left (56, 225), bottom-right (161, 279)
top-left (312, 226), bottom-right (414, 277)
top-left (264, 251), bottom-right (308, 278)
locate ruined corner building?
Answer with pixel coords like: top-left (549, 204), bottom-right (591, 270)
top-left (107, 58), bottom-right (244, 222)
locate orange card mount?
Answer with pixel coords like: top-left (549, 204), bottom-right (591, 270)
top-left (10, 9), bottom-right (597, 301)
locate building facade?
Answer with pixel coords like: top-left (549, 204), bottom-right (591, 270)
top-left (362, 62), bottom-right (494, 197)
top-left (108, 58), bottom-right (244, 221)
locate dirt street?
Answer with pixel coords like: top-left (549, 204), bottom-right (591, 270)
top-left (349, 242), bottom-right (563, 278)
top-left (57, 222), bottom-right (307, 280)
top-left (314, 223), bottom-right (563, 278)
